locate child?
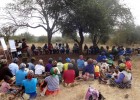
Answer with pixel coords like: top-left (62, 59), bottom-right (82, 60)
top-left (93, 60), bottom-right (100, 78)
top-left (0, 75), bottom-right (17, 94)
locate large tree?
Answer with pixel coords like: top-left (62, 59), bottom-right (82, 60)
top-left (4, 0), bottom-right (63, 44)
top-left (50, 0), bottom-right (134, 52)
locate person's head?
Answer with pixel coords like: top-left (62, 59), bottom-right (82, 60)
top-left (19, 63), bottom-right (26, 70)
top-left (0, 59), bottom-right (7, 68)
top-left (87, 58), bottom-right (93, 64)
top-left (79, 55), bottom-right (83, 60)
top-left (118, 63), bottom-right (126, 72)
top-left (118, 59), bottom-right (123, 65)
top-left (93, 60), bottom-right (97, 65)
top-left (38, 59), bottom-right (43, 65)
top-left (27, 70), bottom-right (34, 80)
top-left (71, 59), bottom-right (75, 64)
top-left (125, 56), bottom-right (130, 61)
top-left (58, 57), bottom-right (62, 62)
top-left (48, 58), bottom-right (53, 64)
top-left (50, 68), bottom-right (58, 77)
top-left (4, 75), bottom-right (12, 83)
top-left (22, 38), bottom-right (26, 42)
top-left (52, 60), bottom-right (57, 67)
top-left (66, 57), bottom-right (71, 63)
top-left (30, 57), bottom-right (36, 63)
top-left (114, 69), bottom-right (119, 74)
top-left (68, 63), bottom-right (73, 70)
top-left (12, 58), bottom-right (19, 63)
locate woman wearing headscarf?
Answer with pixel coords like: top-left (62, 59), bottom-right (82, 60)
top-left (22, 70), bottom-right (38, 99)
top-left (40, 68), bottom-right (60, 96)
top-left (109, 63), bottom-right (132, 88)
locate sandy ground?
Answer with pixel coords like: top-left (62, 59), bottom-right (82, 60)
top-left (0, 46), bottom-right (139, 100)
top-left (34, 55), bottom-right (140, 100)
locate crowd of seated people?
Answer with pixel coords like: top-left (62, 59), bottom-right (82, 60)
top-left (0, 51), bottom-right (133, 99)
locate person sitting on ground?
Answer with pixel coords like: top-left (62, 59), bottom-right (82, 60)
top-left (71, 59), bottom-right (79, 78)
top-left (125, 56), bottom-right (132, 71)
top-left (28, 57), bottom-right (36, 72)
top-left (22, 70), bottom-right (38, 99)
top-left (35, 59), bottom-right (45, 75)
top-left (43, 43), bottom-right (49, 54)
top-left (82, 58), bottom-right (94, 81)
top-left (8, 58), bottom-right (19, 76)
top-left (63, 63), bottom-right (75, 86)
top-left (63, 57), bottom-right (71, 71)
top-left (109, 63), bottom-right (132, 88)
top-left (93, 60), bottom-right (100, 79)
top-left (45, 58), bottom-right (53, 73)
top-left (15, 63), bottom-right (27, 86)
top-left (0, 75), bottom-right (18, 94)
top-left (66, 43), bottom-right (70, 54)
top-left (77, 55), bottom-right (85, 71)
top-left (0, 59), bottom-right (13, 81)
top-left (57, 57), bottom-right (64, 74)
top-left (40, 68), bottom-right (60, 96)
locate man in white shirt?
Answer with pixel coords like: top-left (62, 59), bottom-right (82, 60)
top-left (8, 58), bottom-right (19, 75)
top-left (35, 59), bottom-right (45, 75)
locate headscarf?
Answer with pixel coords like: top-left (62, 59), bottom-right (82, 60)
top-left (50, 68), bottom-right (58, 77)
top-left (27, 70), bottom-right (34, 80)
top-left (66, 58), bottom-right (71, 62)
top-left (119, 63), bottom-right (126, 70)
top-left (12, 58), bottom-right (19, 63)
top-left (0, 59), bottom-right (7, 68)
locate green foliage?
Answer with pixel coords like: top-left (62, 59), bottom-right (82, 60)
top-left (111, 24), bottom-right (140, 45)
top-left (20, 32), bottom-right (36, 42)
top-left (37, 36), bottom-right (48, 43)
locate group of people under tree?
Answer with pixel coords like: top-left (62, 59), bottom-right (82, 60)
top-left (0, 45), bottom-right (132, 99)
top-left (31, 42), bottom-right (70, 55)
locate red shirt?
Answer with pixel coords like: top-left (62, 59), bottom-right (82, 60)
top-left (125, 61), bottom-right (132, 70)
top-left (63, 70), bottom-right (75, 84)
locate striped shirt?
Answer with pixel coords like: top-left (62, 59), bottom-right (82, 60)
top-left (45, 75), bottom-right (59, 91)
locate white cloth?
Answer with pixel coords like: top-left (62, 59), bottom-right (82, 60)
top-left (35, 64), bottom-right (45, 75)
top-left (8, 63), bottom-right (19, 75)
top-left (57, 62), bottom-right (63, 72)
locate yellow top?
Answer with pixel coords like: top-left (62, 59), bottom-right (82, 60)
top-left (94, 65), bottom-right (100, 72)
top-left (63, 63), bottom-right (69, 71)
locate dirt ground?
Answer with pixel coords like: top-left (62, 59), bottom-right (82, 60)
top-left (0, 47), bottom-right (140, 100)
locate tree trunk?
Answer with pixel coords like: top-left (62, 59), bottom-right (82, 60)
top-left (47, 31), bottom-right (53, 45)
top-left (78, 28), bottom-right (84, 54)
top-left (92, 34), bottom-right (97, 46)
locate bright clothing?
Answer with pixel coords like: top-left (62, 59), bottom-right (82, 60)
top-left (0, 82), bottom-right (11, 93)
top-left (94, 65), bottom-right (100, 72)
top-left (57, 62), bottom-right (63, 72)
top-left (45, 75), bottom-right (59, 91)
top-left (63, 70), bottom-right (75, 84)
top-left (77, 59), bottom-right (85, 69)
top-left (8, 63), bottom-right (19, 75)
top-left (16, 70), bottom-right (27, 86)
top-left (22, 78), bottom-right (37, 94)
top-left (45, 63), bottom-right (53, 72)
top-left (94, 65), bottom-right (100, 78)
top-left (125, 61), bottom-right (132, 70)
top-left (35, 64), bottom-right (45, 75)
top-left (63, 63), bottom-right (69, 71)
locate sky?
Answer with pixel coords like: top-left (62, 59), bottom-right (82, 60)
top-left (0, 0), bottom-right (140, 36)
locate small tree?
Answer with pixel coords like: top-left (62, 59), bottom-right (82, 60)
top-left (0, 25), bottom-right (18, 42)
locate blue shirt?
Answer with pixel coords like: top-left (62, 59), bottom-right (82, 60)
top-left (8, 63), bottom-right (19, 75)
top-left (16, 70), bottom-right (27, 86)
top-left (22, 78), bottom-right (37, 94)
top-left (83, 64), bottom-right (94, 74)
top-left (28, 63), bottom-right (35, 72)
top-left (77, 59), bottom-right (85, 69)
